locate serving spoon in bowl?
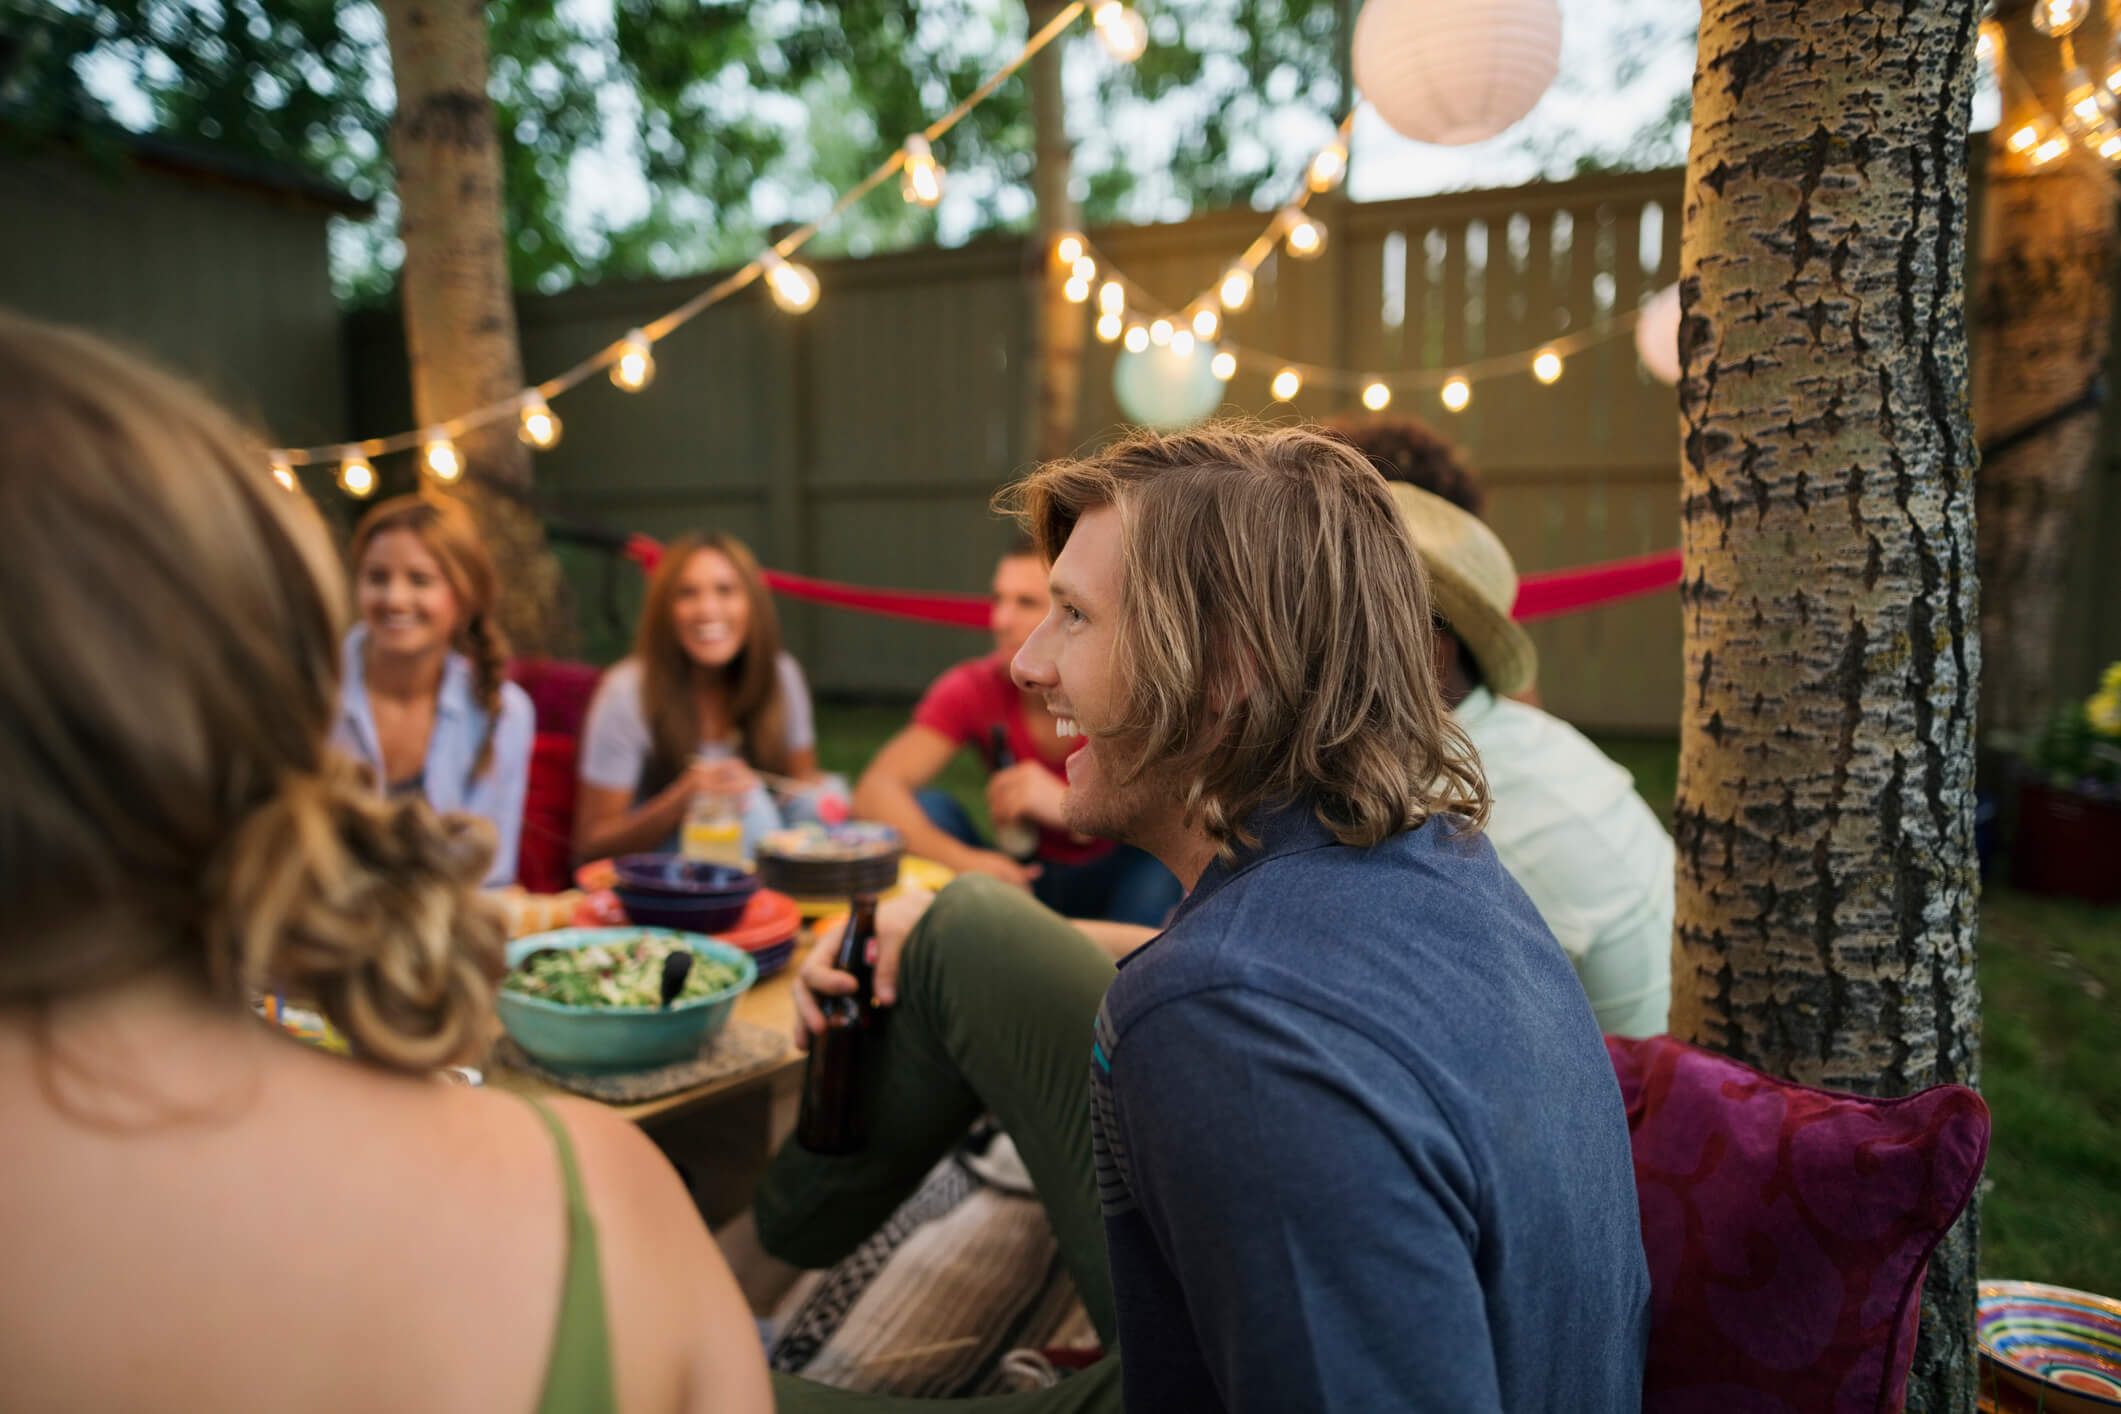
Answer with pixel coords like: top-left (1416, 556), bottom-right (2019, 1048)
top-left (659, 948), bottom-right (694, 1008)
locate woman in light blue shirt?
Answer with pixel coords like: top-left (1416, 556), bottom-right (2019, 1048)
top-left (332, 495), bottom-right (535, 886)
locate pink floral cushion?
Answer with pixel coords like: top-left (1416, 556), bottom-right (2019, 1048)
top-left (1606, 1035), bottom-right (1989, 1414)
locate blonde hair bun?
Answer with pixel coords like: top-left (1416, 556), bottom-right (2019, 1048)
top-left (208, 757), bottom-right (506, 1072)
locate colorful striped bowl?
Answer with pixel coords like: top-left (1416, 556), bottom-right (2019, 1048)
top-left (1979, 1280), bottom-right (2121, 1413)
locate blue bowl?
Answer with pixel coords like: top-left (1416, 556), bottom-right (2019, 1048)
top-left (745, 939), bottom-right (796, 979)
top-left (610, 854), bottom-right (759, 899)
top-left (614, 884), bottom-right (755, 934)
top-left (498, 927), bottom-right (756, 1073)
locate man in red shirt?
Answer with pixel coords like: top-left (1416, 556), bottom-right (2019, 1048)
top-left (853, 540), bottom-right (1180, 926)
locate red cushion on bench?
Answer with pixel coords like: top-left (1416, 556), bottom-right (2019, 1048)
top-left (515, 730), bottom-right (580, 895)
top-left (1606, 1034), bottom-right (1989, 1414)
top-left (508, 659), bottom-right (602, 893)
top-left (510, 657), bottom-right (602, 741)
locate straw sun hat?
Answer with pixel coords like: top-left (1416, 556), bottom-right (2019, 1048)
top-left (1385, 481), bottom-right (1538, 698)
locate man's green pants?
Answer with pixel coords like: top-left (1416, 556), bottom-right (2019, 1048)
top-left (756, 876), bottom-right (1126, 1411)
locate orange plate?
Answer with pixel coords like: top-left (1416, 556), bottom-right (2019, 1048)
top-left (714, 888), bottom-right (802, 952)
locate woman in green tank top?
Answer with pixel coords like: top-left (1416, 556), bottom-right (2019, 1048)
top-left (0, 312), bottom-right (770, 1414)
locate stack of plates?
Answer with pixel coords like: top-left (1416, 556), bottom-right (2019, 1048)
top-left (754, 823), bottom-right (903, 899)
top-left (710, 888), bottom-right (803, 979)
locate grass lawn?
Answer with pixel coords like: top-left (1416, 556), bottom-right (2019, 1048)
top-left (815, 702), bottom-right (2121, 1295)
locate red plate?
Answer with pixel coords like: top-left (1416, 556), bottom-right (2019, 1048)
top-left (713, 888), bottom-right (801, 952)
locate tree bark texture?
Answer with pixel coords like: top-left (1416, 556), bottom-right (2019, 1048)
top-left (1972, 163), bottom-right (2114, 738)
top-left (378, 0), bottom-right (570, 655)
top-left (1028, 0), bottom-right (1084, 462)
top-left (1674, 3), bottom-right (1983, 1409)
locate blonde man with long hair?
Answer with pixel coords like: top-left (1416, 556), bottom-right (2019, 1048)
top-left (0, 312), bottom-right (769, 1414)
top-left (745, 425), bottom-right (1649, 1412)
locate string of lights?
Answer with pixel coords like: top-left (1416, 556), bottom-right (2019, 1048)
top-left (1059, 107), bottom-right (1641, 417)
top-left (276, 0), bottom-right (1155, 496)
top-left (1988, 5), bottom-right (2121, 172)
top-left (283, 0), bottom-right (1641, 497)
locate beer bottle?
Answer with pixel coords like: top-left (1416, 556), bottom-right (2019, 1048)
top-left (796, 894), bottom-right (884, 1154)
top-left (986, 725), bottom-right (1042, 862)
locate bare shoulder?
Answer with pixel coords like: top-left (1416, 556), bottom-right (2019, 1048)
top-left (533, 1096), bottom-right (774, 1414)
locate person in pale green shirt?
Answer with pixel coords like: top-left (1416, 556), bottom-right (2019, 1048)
top-left (1329, 416), bottom-right (1674, 1036)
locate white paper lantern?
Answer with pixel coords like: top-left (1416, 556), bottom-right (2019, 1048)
top-left (1353, 0), bottom-right (1563, 146)
top-left (1636, 283), bottom-right (1682, 385)
top-left (1114, 342), bottom-right (1226, 430)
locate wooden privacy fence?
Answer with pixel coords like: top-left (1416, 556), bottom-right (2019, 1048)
top-left (347, 168), bottom-right (1691, 731)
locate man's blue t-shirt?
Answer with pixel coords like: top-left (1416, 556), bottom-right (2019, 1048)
top-left (1089, 803), bottom-right (1649, 1412)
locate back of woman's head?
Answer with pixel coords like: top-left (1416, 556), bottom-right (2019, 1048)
top-left (0, 312), bottom-right (501, 1069)
top-left (350, 493), bottom-right (512, 777)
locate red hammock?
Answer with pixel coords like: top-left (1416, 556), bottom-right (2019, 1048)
top-left (623, 534), bottom-right (1683, 630)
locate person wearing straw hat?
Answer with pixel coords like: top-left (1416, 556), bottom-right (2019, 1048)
top-left (1386, 478), bottom-right (1674, 1037)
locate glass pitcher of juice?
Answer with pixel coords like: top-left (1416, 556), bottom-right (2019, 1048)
top-left (683, 788), bottom-right (746, 865)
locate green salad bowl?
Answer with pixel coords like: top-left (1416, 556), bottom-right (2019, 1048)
top-left (497, 927), bottom-right (757, 1074)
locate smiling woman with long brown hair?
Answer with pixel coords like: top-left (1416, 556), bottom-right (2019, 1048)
top-left (0, 311), bottom-right (769, 1414)
top-left (573, 532), bottom-right (833, 861)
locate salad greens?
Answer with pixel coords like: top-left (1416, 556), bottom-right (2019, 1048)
top-left (507, 935), bottom-right (742, 1008)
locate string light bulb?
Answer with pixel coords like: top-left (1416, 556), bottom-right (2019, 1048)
top-left (2065, 73), bottom-right (2107, 132)
top-left (1282, 208), bottom-right (1327, 259)
top-left (1171, 329), bottom-right (1196, 357)
top-left (1191, 307), bottom-right (1220, 339)
top-left (1064, 275), bottom-right (1092, 303)
top-left (1055, 232), bottom-right (1085, 266)
top-left (1149, 318), bottom-right (1173, 346)
top-left (1092, 2), bottom-right (1148, 62)
top-left (1099, 280), bottom-right (1126, 315)
top-left (2032, 0), bottom-right (2089, 37)
top-left (759, 251), bottom-right (819, 313)
top-left (271, 458), bottom-right (296, 491)
top-left (1361, 381), bottom-right (1392, 411)
top-left (900, 134), bottom-right (945, 207)
top-left (2007, 121), bottom-right (2043, 154)
top-left (1123, 324), bottom-right (1150, 353)
top-left (422, 430), bottom-right (463, 482)
top-left (518, 393), bottom-right (562, 449)
top-left (1210, 350), bottom-right (1237, 381)
top-left (1440, 376), bottom-right (1472, 412)
top-left (1532, 347), bottom-right (1564, 384)
top-left (611, 330), bottom-right (656, 391)
top-left (339, 452), bottom-right (376, 498)
top-left (2032, 133), bottom-right (2071, 167)
top-left (1097, 311), bottom-right (1124, 342)
top-left (1071, 255), bottom-right (1097, 283)
top-left (1270, 367), bottom-right (1302, 401)
top-left (1306, 141), bottom-right (1349, 193)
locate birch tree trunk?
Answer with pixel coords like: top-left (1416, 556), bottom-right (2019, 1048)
top-left (1973, 161), bottom-right (2115, 739)
top-left (1673, 2), bottom-right (1984, 1408)
top-left (1028, 0), bottom-right (1084, 462)
top-left (378, 0), bottom-right (569, 655)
